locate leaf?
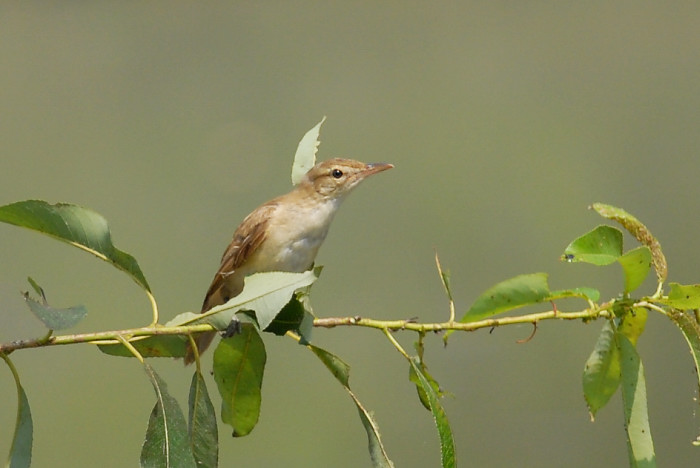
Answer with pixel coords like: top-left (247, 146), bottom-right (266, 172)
top-left (583, 321), bottom-right (620, 420)
top-left (141, 364), bottom-right (196, 468)
top-left (666, 308), bottom-right (700, 443)
top-left (591, 203), bottom-right (667, 283)
top-left (409, 357), bottom-right (456, 468)
top-left (617, 333), bottom-right (656, 467)
top-left (263, 293), bottom-right (307, 336)
top-left (618, 247), bottom-right (653, 294)
top-left (98, 335), bottom-right (187, 358)
top-left (22, 278), bottom-right (87, 330)
top-left (434, 252), bottom-right (453, 302)
top-left (188, 372), bottom-right (218, 468)
top-left (459, 273), bottom-right (551, 323)
top-left (663, 283), bottom-right (700, 309)
top-left (561, 225), bottom-right (623, 265)
top-left (0, 200), bottom-right (151, 292)
top-left (409, 339), bottom-right (444, 411)
top-left (308, 345), bottom-right (394, 468)
top-left (213, 324), bottom-right (266, 437)
top-left (583, 309), bottom-right (648, 420)
top-left (194, 268), bottom-right (320, 332)
top-left (291, 117), bottom-right (326, 185)
top-left (2, 353), bottom-right (33, 468)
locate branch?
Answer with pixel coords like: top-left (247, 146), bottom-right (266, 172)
top-left (313, 307), bottom-right (612, 333)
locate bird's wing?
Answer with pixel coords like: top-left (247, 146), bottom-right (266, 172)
top-left (200, 201), bottom-right (278, 311)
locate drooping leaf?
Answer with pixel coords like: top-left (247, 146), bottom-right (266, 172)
top-left (0, 200), bottom-right (150, 292)
top-left (617, 333), bottom-right (656, 467)
top-left (99, 335), bottom-right (187, 358)
top-left (2, 353), bottom-right (33, 468)
top-left (291, 117), bottom-right (326, 185)
top-left (141, 364), bottom-right (196, 468)
top-left (459, 273), bottom-right (551, 323)
top-left (177, 269), bottom-right (320, 333)
top-left (409, 338), bottom-right (444, 411)
top-left (583, 321), bottom-right (620, 419)
top-left (666, 308), bottom-right (700, 444)
top-left (562, 225), bottom-right (623, 265)
top-left (213, 324), bottom-right (266, 437)
top-left (592, 203), bottom-right (667, 283)
top-left (618, 247), bottom-right (653, 294)
top-left (308, 345), bottom-right (394, 468)
top-left (188, 371), bottom-right (218, 468)
top-left (663, 283), bottom-right (700, 310)
top-left (409, 357), bottom-right (456, 468)
top-left (22, 278), bottom-right (87, 330)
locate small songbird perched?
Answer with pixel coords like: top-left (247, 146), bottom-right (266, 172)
top-left (185, 158), bottom-right (393, 364)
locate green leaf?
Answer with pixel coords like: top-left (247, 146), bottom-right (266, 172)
top-left (188, 372), bottom-right (218, 468)
top-left (409, 339), bottom-right (444, 411)
top-left (308, 345), bottom-right (394, 468)
top-left (98, 335), bottom-right (187, 358)
top-left (434, 252), bottom-right (453, 302)
top-left (618, 247), bottom-right (652, 294)
top-left (213, 324), bottom-right (266, 437)
top-left (666, 308), bottom-right (700, 444)
top-left (291, 117), bottom-right (326, 185)
top-left (0, 200), bottom-right (151, 292)
top-left (592, 203), bottom-right (667, 283)
top-left (178, 269), bottom-right (320, 333)
top-left (583, 321), bottom-right (620, 419)
top-left (459, 273), bottom-right (551, 323)
top-left (617, 333), bottom-right (656, 467)
top-left (22, 278), bottom-right (87, 330)
top-left (409, 357), bottom-right (456, 468)
top-left (141, 364), bottom-right (196, 468)
top-left (263, 293), bottom-right (306, 336)
top-left (2, 353), bottom-right (33, 468)
top-left (562, 225), bottom-right (623, 265)
top-left (663, 283), bottom-right (700, 309)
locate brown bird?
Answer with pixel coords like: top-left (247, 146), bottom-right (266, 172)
top-left (185, 158), bottom-right (393, 364)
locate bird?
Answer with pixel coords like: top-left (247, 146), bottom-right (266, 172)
top-left (184, 158), bottom-right (393, 364)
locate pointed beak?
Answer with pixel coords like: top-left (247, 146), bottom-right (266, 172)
top-left (363, 162), bottom-right (394, 177)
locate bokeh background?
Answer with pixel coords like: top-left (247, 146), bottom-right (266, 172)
top-left (2, 3), bottom-right (700, 467)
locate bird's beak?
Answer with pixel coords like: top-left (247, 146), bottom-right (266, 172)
top-left (363, 162), bottom-right (394, 177)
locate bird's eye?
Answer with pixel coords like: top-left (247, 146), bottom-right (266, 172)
top-left (331, 169), bottom-right (343, 179)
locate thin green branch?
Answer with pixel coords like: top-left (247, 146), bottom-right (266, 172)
top-left (313, 307), bottom-right (612, 333)
top-left (0, 323), bottom-right (214, 354)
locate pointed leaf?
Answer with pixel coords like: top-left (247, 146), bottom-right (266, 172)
top-left (592, 203), bottom-right (667, 283)
top-left (618, 247), bottom-right (652, 294)
top-left (188, 372), bottom-right (218, 468)
top-left (617, 333), bottom-right (656, 467)
top-left (0, 200), bottom-right (150, 291)
top-left (3, 354), bottom-right (33, 468)
top-left (409, 357), bottom-right (456, 468)
top-left (141, 364), bottom-right (196, 468)
top-left (308, 344), bottom-right (351, 387)
top-left (583, 321), bottom-right (620, 419)
top-left (213, 324), bottom-right (266, 437)
top-left (663, 283), bottom-right (700, 310)
top-left (308, 345), bottom-right (394, 467)
top-left (562, 225), bottom-right (623, 265)
top-left (22, 281), bottom-right (87, 330)
top-left (291, 117), bottom-right (326, 185)
top-left (459, 273), bottom-right (551, 323)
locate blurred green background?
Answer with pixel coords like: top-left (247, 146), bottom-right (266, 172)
top-left (2, 3), bottom-right (700, 467)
